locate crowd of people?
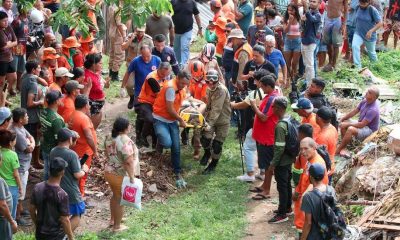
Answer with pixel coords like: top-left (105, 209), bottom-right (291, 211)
top-left (0, 0), bottom-right (390, 239)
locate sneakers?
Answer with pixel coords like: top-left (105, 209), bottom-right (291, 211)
top-left (236, 174), bottom-right (256, 182)
top-left (273, 208), bottom-right (294, 216)
top-left (175, 174), bottom-right (187, 189)
top-left (268, 214), bottom-right (289, 224)
top-left (17, 218), bottom-right (32, 226)
top-left (255, 171), bottom-right (265, 181)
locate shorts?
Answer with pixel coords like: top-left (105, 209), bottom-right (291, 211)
top-left (104, 172), bottom-right (124, 199)
top-left (89, 100), bottom-right (105, 115)
top-left (318, 39), bottom-right (327, 52)
top-left (10, 55), bottom-right (26, 73)
top-left (384, 19), bottom-right (400, 37)
top-left (356, 126), bottom-right (373, 141)
top-left (69, 201), bottom-right (86, 216)
top-left (283, 37), bottom-right (301, 52)
top-left (25, 122), bottom-right (40, 143)
top-left (18, 170), bottom-right (29, 200)
top-left (0, 61), bottom-right (16, 76)
top-left (256, 143), bottom-right (274, 171)
top-left (322, 17), bottom-right (343, 46)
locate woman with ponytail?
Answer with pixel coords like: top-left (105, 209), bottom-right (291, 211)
top-left (104, 117), bottom-right (140, 232)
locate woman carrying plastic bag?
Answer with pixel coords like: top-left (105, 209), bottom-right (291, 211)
top-left (104, 117), bottom-right (141, 232)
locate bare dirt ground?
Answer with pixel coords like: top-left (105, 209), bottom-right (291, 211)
top-left (244, 180), bottom-right (297, 240)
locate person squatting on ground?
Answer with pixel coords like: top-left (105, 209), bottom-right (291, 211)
top-left (104, 117), bottom-right (140, 232)
top-left (137, 62), bottom-right (172, 149)
top-left (50, 128), bottom-right (88, 232)
top-left (200, 69), bottom-right (231, 174)
top-left (152, 70), bottom-right (190, 188)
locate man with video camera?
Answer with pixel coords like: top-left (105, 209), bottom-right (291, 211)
top-left (231, 69), bottom-right (269, 182)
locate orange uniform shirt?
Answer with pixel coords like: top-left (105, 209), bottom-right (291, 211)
top-left (58, 96), bottom-right (75, 122)
top-left (315, 124), bottom-right (338, 174)
top-left (293, 153), bottom-right (329, 231)
top-left (49, 82), bottom-right (62, 93)
top-left (301, 113), bottom-right (320, 137)
top-left (69, 110), bottom-right (97, 157)
top-left (57, 55), bottom-right (72, 70)
top-left (189, 79), bottom-right (208, 102)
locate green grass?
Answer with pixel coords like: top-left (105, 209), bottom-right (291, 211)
top-left (190, 36), bottom-right (207, 53)
top-left (362, 50), bottom-right (400, 83)
top-left (14, 232), bottom-right (99, 240)
top-left (97, 129), bottom-right (249, 240)
top-left (102, 55), bottom-right (127, 103)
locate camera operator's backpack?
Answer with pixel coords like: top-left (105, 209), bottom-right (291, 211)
top-left (281, 116), bottom-right (300, 157)
top-left (316, 145), bottom-right (332, 171)
top-left (311, 188), bottom-right (347, 240)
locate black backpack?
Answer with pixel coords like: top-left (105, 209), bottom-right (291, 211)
top-left (316, 145), bottom-right (332, 171)
top-left (281, 116), bottom-right (300, 157)
top-left (311, 188), bottom-right (347, 240)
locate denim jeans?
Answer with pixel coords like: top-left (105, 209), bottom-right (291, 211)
top-left (352, 33), bottom-right (377, 69)
top-left (301, 43), bottom-right (317, 82)
top-left (243, 129), bottom-right (257, 173)
top-left (8, 186), bottom-right (19, 219)
top-left (173, 30), bottom-right (192, 66)
top-left (42, 151), bottom-right (50, 181)
top-left (153, 119), bottom-right (181, 174)
top-left (275, 164), bottom-right (292, 215)
top-left (314, 39), bottom-right (320, 78)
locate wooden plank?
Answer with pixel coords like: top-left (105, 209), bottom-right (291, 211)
top-left (368, 217), bottom-right (400, 225)
top-left (361, 223), bottom-right (400, 231)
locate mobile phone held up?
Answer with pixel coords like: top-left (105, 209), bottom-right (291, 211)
top-left (80, 154), bottom-right (89, 166)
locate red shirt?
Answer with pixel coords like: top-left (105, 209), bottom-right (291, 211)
top-left (84, 68), bottom-right (105, 100)
top-left (252, 90), bottom-right (279, 146)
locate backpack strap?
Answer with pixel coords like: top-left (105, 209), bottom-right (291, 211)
top-left (262, 94), bottom-right (276, 114)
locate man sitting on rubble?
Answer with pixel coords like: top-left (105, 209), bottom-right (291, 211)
top-left (336, 86), bottom-right (380, 158)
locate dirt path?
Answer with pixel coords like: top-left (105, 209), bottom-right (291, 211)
top-left (243, 180), bottom-right (297, 240)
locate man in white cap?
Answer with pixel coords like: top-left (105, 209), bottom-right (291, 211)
top-left (228, 28), bottom-right (253, 92)
top-left (0, 107), bottom-right (11, 130)
top-left (49, 67), bottom-right (74, 93)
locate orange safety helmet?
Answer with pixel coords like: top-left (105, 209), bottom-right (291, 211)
top-left (188, 60), bottom-right (205, 82)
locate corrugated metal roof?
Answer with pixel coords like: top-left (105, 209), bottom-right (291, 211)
top-left (192, 1), bottom-right (213, 36)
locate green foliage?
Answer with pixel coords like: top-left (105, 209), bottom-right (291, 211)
top-left (190, 36), bottom-right (207, 53)
top-left (350, 205), bottom-right (365, 217)
top-left (362, 50), bottom-right (400, 82)
top-left (16, 0), bottom-right (36, 12)
top-left (97, 130), bottom-right (249, 240)
top-left (51, 0), bottom-right (172, 37)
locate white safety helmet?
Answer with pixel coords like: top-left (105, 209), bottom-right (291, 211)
top-left (30, 9), bottom-right (44, 24)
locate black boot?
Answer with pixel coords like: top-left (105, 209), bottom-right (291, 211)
top-left (181, 128), bottom-right (189, 145)
top-left (111, 70), bottom-right (120, 81)
top-left (200, 149), bottom-right (211, 166)
top-left (127, 96), bottom-right (135, 109)
top-left (203, 158), bottom-right (219, 174)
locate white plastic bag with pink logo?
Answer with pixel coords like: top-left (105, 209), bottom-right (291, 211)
top-left (120, 176), bottom-right (143, 210)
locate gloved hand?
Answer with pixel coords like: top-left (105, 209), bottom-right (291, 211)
top-left (120, 88), bottom-right (127, 98)
top-left (175, 178), bottom-right (187, 189)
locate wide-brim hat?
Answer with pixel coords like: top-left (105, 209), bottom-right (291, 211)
top-left (228, 29), bottom-right (245, 39)
top-left (79, 33), bottom-right (96, 43)
top-left (214, 17), bottom-right (227, 30)
top-left (42, 47), bottom-right (60, 60)
top-left (62, 36), bottom-right (81, 48)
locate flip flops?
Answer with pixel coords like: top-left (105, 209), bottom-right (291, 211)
top-left (249, 186), bottom-right (263, 193)
top-left (252, 193), bottom-right (271, 201)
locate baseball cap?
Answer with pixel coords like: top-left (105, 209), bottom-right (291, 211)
top-left (316, 106), bottom-right (333, 121)
top-left (46, 90), bottom-right (62, 105)
top-left (49, 157), bottom-right (68, 174)
top-left (57, 128), bottom-right (76, 142)
top-left (291, 98), bottom-right (313, 111)
top-left (65, 80), bottom-right (84, 94)
top-left (0, 107), bottom-right (11, 125)
top-left (55, 67), bottom-right (74, 78)
top-left (309, 163), bottom-right (325, 181)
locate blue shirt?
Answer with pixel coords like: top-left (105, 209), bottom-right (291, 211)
top-left (355, 6), bottom-right (381, 42)
top-left (265, 49), bottom-right (286, 77)
top-left (237, 1), bottom-right (253, 36)
top-left (128, 55), bottom-right (161, 96)
top-left (346, 0), bottom-right (360, 26)
top-left (301, 10), bottom-right (322, 45)
top-left (152, 46), bottom-right (179, 75)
